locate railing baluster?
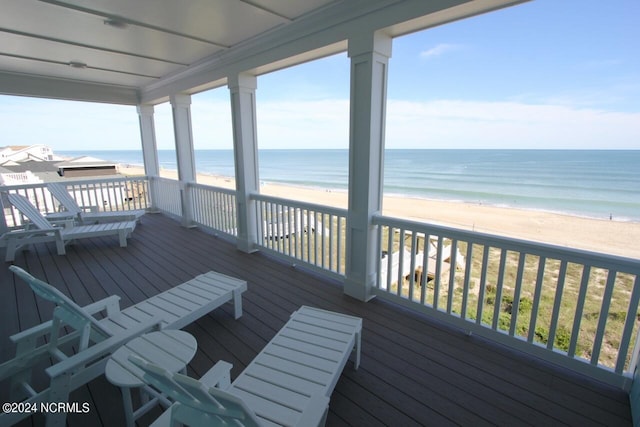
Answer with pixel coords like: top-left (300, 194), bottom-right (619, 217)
top-left (447, 239), bottom-right (458, 314)
top-left (528, 256), bottom-right (546, 343)
top-left (547, 260), bottom-right (568, 351)
top-left (568, 265), bottom-right (591, 357)
top-left (433, 236), bottom-right (444, 311)
top-left (308, 209), bottom-right (313, 264)
top-left (592, 271), bottom-right (617, 365)
top-left (408, 231), bottom-right (418, 302)
top-left (509, 253), bottom-right (526, 337)
top-left (476, 245), bottom-right (490, 325)
top-left (461, 242), bottom-right (473, 320)
top-left (615, 275), bottom-right (640, 374)
top-left (491, 248), bottom-right (507, 330)
top-left (419, 234), bottom-right (429, 305)
top-left (337, 216), bottom-right (342, 273)
top-left (385, 227), bottom-right (394, 292)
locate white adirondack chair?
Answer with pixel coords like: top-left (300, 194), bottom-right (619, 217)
top-left (0, 266), bottom-right (247, 427)
top-left (46, 182), bottom-right (145, 224)
top-left (0, 266), bottom-right (161, 427)
top-left (2, 192), bottom-right (136, 261)
top-left (132, 306), bottom-right (362, 427)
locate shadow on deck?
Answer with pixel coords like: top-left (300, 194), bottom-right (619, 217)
top-left (0, 213), bottom-right (631, 426)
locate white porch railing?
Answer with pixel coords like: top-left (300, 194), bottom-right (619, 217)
top-left (251, 193), bottom-right (347, 279)
top-left (373, 214), bottom-right (640, 389)
top-left (0, 176), bottom-right (149, 228)
top-left (4, 176), bottom-right (640, 389)
top-left (189, 182), bottom-right (237, 237)
top-left (148, 178), bottom-right (237, 237)
top-left (149, 177), bottom-right (181, 217)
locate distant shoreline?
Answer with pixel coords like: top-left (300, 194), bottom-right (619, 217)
top-left (118, 162), bottom-right (639, 224)
top-left (66, 149), bottom-right (640, 223)
top-left (118, 163), bottom-right (640, 259)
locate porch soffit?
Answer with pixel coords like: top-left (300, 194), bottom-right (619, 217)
top-left (0, 0), bottom-right (526, 105)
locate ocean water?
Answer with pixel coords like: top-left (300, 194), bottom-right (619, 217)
top-left (59, 149), bottom-right (640, 222)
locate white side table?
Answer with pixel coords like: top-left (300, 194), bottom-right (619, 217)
top-left (105, 330), bottom-right (197, 427)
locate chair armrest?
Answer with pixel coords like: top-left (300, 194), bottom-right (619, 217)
top-left (79, 205), bottom-right (100, 213)
top-left (201, 360), bottom-right (233, 390)
top-left (46, 317), bottom-right (161, 379)
top-left (296, 393), bottom-right (330, 427)
top-left (49, 218), bottom-right (75, 229)
top-left (2, 228), bottom-right (56, 239)
top-left (45, 212), bottom-right (76, 221)
top-left (9, 296), bottom-right (121, 344)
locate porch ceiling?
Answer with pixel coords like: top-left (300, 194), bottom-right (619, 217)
top-left (0, 0), bottom-right (526, 105)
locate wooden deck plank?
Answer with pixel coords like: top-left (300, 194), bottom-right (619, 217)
top-left (0, 213), bottom-right (632, 426)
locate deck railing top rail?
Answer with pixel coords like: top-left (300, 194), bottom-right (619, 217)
top-left (373, 213), bottom-right (640, 390)
top-left (374, 214), bottom-right (640, 269)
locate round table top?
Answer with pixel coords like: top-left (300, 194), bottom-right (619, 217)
top-left (105, 330), bottom-right (197, 388)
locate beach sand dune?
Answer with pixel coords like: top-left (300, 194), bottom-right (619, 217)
top-left (119, 164), bottom-right (640, 259)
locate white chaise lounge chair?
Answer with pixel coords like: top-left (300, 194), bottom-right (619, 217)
top-left (46, 182), bottom-right (146, 224)
top-left (0, 266), bottom-right (247, 427)
top-left (131, 306), bottom-right (362, 427)
top-left (1, 193), bottom-right (137, 261)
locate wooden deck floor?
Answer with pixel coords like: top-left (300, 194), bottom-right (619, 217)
top-left (1, 213), bottom-right (632, 426)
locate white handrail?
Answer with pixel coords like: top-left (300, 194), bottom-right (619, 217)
top-left (188, 182), bottom-right (237, 237)
top-left (373, 213), bottom-right (640, 390)
top-left (5, 178), bottom-right (639, 390)
top-left (1, 176), bottom-right (150, 228)
top-left (250, 193), bottom-right (347, 277)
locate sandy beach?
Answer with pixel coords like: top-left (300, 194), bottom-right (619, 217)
top-left (119, 164), bottom-right (640, 259)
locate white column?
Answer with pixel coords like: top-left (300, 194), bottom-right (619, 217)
top-left (228, 73), bottom-right (259, 253)
top-left (137, 104), bottom-right (159, 177)
top-left (170, 93), bottom-right (196, 227)
top-left (137, 105), bottom-right (160, 211)
top-left (344, 31), bottom-right (392, 301)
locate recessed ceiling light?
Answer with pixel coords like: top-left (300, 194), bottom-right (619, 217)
top-left (68, 61), bottom-right (87, 69)
top-left (104, 18), bottom-right (128, 29)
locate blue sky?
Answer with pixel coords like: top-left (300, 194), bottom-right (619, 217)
top-left (1, 0), bottom-right (638, 151)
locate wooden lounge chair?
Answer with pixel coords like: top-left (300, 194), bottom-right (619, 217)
top-left (0, 266), bottom-right (247, 427)
top-left (131, 306), bottom-right (362, 427)
top-left (46, 182), bottom-right (146, 224)
top-left (1, 193), bottom-right (137, 261)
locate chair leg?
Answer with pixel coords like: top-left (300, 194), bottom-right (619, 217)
top-left (46, 372), bottom-right (73, 427)
top-left (354, 331), bottom-right (361, 370)
top-left (233, 288), bottom-right (243, 319)
top-left (55, 238), bottom-right (66, 255)
top-left (5, 238), bottom-right (15, 261)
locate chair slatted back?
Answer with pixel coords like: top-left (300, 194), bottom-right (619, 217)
top-left (7, 193), bottom-right (55, 231)
top-left (129, 355), bottom-right (261, 427)
top-left (9, 266), bottom-right (113, 348)
top-left (47, 183), bottom-right (82, 215)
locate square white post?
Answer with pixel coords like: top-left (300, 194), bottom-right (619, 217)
top-left (228, 73), bottom-right (260, 253)
top-left (137, 104), bottom-right (160, 211)
top-left (344, 31), bottom-right (392, 301)
top-left (170, 93), bottom-right (196, 227)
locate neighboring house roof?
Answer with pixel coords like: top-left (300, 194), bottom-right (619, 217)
top-left (56, 156), bottom-right (117, 169)
top-left (0, 160), bottom-right (60, 174)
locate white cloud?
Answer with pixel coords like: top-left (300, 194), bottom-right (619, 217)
top-left (256, 99), bottom-right (349, 149)
top-left (0, 97), bottom-right (139, 151)
top-left (419, 43), bottom-right (462, 59)
top-left (1, 95), bottom-right (638, 151)
top-left (385, 99), bottom-right (640, 149)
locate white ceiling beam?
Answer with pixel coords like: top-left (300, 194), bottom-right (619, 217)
top-left (139, 0), bottom-right (526, 104)
top-left (0, 71), bottom-right (139, 105)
